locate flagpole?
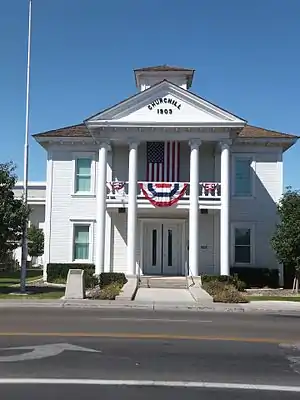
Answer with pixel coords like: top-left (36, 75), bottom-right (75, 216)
top-left (20, 0), bottom-right (32, 294)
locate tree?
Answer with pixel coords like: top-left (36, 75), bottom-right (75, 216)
top-left (27, 225), bottom-right (44, 261)
top-left (0, 162), bottom-right (29, 264)
top-left (271, 187), bottom-right (300, 292)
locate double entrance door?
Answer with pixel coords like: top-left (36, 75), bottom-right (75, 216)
top-left (143, 221), bottom-right (184, 276)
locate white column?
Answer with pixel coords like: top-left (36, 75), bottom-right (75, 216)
top-left (127, 141), bottom-right (139, 276)
top-left (95, 142), bottom-right (109, 275)
top-left (220, 140), bottom-right (231, 276)
top-left (104, 149), bottom-right (112, 272)
top-left (189, 140), bottom-right (201, 276)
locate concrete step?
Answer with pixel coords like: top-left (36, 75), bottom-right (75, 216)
top-left (139, 277), bottom-right (188, 289)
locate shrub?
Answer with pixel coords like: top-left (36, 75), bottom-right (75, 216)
top-left (96, 282), bottom-right (123, 300)
top-left (202, 280), bottom-right (226, 296)
top-left (47, 263), bottom-right (96, 288)
top-left (201, 274), bottom-right (246, 292)
top-left (99, 272), bottom-right (127, 288)
top-left (230, 267), bottom-right (279, 288)
top-left (202, 281), bottom-right (248, 303)
top-left (212, 284), bottom-right (249, 304)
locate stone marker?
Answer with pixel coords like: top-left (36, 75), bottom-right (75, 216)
top-left (64, 269), bottom-right (85, 299)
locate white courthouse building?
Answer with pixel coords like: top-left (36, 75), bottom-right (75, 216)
top-left (21, 65), bottom-right (297, 282)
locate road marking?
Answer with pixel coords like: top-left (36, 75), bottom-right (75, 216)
top-left (0, 332), bottom-right (295, 344)
top-left (0, 379), bottom-right (299, 392)
top-left (0, 343), bottom-right (100, 362)
top-left (94, 317), bottom-right (212, 323)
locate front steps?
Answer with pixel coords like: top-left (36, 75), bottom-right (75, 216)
top-left (137, 275), bottom-right (213, 304)
top-left (139, 276), bottom-right (188, 289)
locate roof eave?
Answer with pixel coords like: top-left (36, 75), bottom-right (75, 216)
top-left (236, 136), bottom-right (298, 151)
top-left (86, 120), bottom-right (246, 129)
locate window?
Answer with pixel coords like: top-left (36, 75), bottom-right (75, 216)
top-left (167, 229), bottom-right (172, 266)
top-left (75, 158), bottom-right (92, 192)
top-left (152, 229), bottom-right (157, 265)
top-left (73, 225), bottom-right (90, 260)
top-left (234, 227), bottom-right (251, 264)
top-left (234, 157), bottom-right (253, 197)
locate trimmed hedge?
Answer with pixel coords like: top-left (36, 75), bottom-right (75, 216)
top-left (201, 274), bottom-right (246, 292)
top-left (47, 264), bottom-right (127, 290)
top-left (47, 263), bottom-right (96, 287)
top-left (97, 282), bottom-right (124, 300)
top-left (230, 267), bottom-right (279, 288)
top-left (202, 281), bottom-right (248, 303)
top-left (100, 273), bottom-right (127, 288)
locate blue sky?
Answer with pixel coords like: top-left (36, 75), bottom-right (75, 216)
top-left (1, 0), bottom-right (299, 188)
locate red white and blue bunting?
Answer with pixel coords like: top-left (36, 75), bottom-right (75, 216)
top-left (139, 182), bottom-right (188, 207)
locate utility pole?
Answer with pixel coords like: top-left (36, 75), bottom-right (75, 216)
top-left (20, 0), bottom-right (32, 294)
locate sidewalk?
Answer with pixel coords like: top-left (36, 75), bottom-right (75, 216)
top-left (0, 298), bottom-right (299, 313)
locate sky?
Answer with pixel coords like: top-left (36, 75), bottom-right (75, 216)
top-left (0, 0), bottom-right (299, 188)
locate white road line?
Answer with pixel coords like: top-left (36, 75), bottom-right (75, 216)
top-left (0, 379), bottom-right (299, 392)
top-left (96, 318), bottom-right (212, 323)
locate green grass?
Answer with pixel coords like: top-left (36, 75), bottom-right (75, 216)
top-left (0, 269), bottom-right (64, 299)
top-left (0, 269), bottom-right (42, 286)
top-left (0, 291), bottom-right (64, 300)
top-left (248, 296), bottom-right (300, 302)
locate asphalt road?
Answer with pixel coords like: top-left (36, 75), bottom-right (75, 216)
top-left (2, 385), bottom-right (300, 400)
top-left (0, 308), bottom-right (299, 399)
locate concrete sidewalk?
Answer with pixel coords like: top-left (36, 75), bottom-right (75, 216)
top-left (0, 298), bottom-right (299, 314)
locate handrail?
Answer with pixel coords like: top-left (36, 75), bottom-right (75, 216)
top-left (184, 260), bottom-right (195, 288)
top-left (106, 181), bottom-right (221, 199)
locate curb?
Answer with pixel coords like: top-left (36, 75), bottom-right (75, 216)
top-left (0, 299), bottom-right (299, 314)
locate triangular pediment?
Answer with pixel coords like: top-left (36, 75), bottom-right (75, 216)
top-left (86, 80), bottom-right (246, 127)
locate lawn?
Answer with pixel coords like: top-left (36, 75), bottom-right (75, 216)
top-left (248, 296), bottom-right (300, 302)
top-left (0, 269), bottom-right (64, 299)
top-left (0, 269), bottom-right (42, 286)
top-left (0, 291), bottom-right (64, 299)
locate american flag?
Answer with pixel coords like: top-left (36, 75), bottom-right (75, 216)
top-left (146, 141), bottom-right (180, 182)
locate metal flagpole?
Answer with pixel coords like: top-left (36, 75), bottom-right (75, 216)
top-left (20, 0), bottom-right (32, 294)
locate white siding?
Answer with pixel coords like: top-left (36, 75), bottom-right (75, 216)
top-left (230, 147), bottom-right (281, 270)
top-left (111, 212), bottom-right (127, 273)
top-left (14, 183), bottom-right (46, 205)
top-left (256, 152), bottom-right (282, 203)
top-left (49, 150), bottom-right (97, 264)
top-left (45, 142), bottom-right (284, 274)
top-left (186, 212), bottom-right (219, 275)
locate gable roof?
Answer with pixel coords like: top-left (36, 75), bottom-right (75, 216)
top-left (85, 79), bottom-right (246, 125)
top-left (32, 79), bottom-right (297, 143)
top-left (239, 125), bottom-right (297, 139)
top-left (33, 122), bottom-right (297, 141)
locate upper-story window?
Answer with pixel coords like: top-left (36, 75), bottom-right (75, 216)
top-left (74, 155), bottom-right (94, 194)
top-left (233, 156), bottom-right (254, 197)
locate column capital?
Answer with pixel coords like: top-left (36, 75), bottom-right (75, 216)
top-left (128, 139), bottom-right (140, 149)
top-left (219, 139), bottom-right (233, 150)
top-left (99, 141), bottom-right (111, 151)
top-left (189, 139), bottom-right (202, 149)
